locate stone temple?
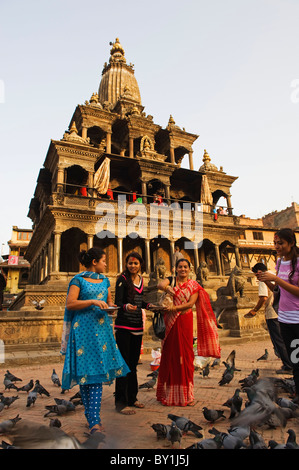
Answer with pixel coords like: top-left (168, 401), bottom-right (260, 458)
top-left (2, 38), bottom-right (284, 359)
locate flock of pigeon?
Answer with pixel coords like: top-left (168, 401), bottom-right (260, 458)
top-left (148, 350), bottom-right (299, 449)
top-left (1, 347), bottom-right (299, 449)
top-left (0, 369), bottom-right (105, 449)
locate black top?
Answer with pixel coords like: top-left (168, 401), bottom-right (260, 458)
top-left (114, 274), bottom-right (149, 332)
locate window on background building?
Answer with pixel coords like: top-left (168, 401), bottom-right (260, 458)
top-left (253, 231), bottom-right (264, 241)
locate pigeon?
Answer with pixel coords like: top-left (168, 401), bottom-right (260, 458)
top-left (49, 418), bottom-right (62, 428)
top-left (268, 440), bottom-right (286, 449)
top-left (151, 423), bottom-right (171, 440)
top-left (232, 378), bottom-right (287, 429)
top-left (138, 377), bottom-right (156, 390)
top-left (285, 429), bottom-right (299, 449)
top-left (202, 407), bottom-right (226, 423)
top-left (8, 420), bottom-right (105, 449)
top-left (186, 434), bottom-right (224, 449)
top-left (1, 396), bottom-right (19, 408)
top-left (202, 363), bottom-right (210, 378)
top-left (26, 388), bottom-right (38, 407)
top-left (226, 389), bottom-right (243, 419)
top-left (208, 427), bottom-right (246, 449)
top-left (147, 368), bottom-right (159, 378)
top-left (276, 397), bottom-right (299, 411)
top-left (17, 379), bottom-right (34, 393)
top-left (0, 415), bottom-right (22, 433)
top-left (167, 421), bottom-right (182, 448)
top-left (44, 403), bottom-right (73, 417)
top-left (5, 371), bottom-right (22, 382)
top-left (0, 440), bottom-right (18, 449)
top-left (222, 388), bottom-right (242, 411)
top-left (211, 358), bottom-right (220, 368)
top-left (227, 424), bottom-right (250, 441)
top-left (54, 398), bottom-right (76, 411)
top-left (218, 365), bottom-right (235, 386)
top-left (239, 369), bottom-right (259, 388)
top-left (4, 378), bottom-right (19, 391)
top-left (70, 391), bottom-right (81, 401)
top-left (167, 414), bottom-right (203, 438)
top-left (34, 380), bottom-right (50, 397)
top-left (31, 299), bottom-right (46, 310)
top-left (248, 429), bottom-right (267, 449)
top-left (257, 349), bottom-right (269, 361)
top-left (51, 369), bottom-right (61, 387)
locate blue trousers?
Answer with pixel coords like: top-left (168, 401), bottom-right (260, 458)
top-left (79, 383), bottom-right (103, 428)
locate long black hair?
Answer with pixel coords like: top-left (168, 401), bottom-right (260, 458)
top-left (78, 247), bottom-right (105, 268)
top-left (275, 228), bottom-right (299, 280)
top-left (119, 251), bottom-right (144, 303)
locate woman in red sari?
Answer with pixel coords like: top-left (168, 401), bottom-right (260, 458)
top-left (156, 258), bottom-right (220, 406)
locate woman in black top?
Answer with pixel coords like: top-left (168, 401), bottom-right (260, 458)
top-left (114, 251), bottom-right (150, 415)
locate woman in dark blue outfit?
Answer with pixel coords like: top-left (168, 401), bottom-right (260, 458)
top-left (61, 248), bottom-right (130, 433)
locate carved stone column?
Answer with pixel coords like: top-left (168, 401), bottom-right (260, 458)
top-left (82, 126), bottom-right (88, 140)
top-left (165, 183), bottom-right (171, 205)
top-left (189, 150), bottom-right (194, 171)
top-left (88, 171), bottom-right (94, 197)
top-left (227, 194), bottom-right (233, 215)
top-left (87, 234), bottom-right (94, 250)
top-left (141, 179), bottom-right (147, 204)
top-left (57, 167), bottom-right (65, 193)
top-left (234, 244), bottom-right (241, 267)
top-left (214, 243), bottom-right (222, 276)
top-left (117, 238), bottom-right (123, 273)
top-left (48, 239), bottom-right (53, 276)
top-left (106, 131), bottom-right (112, 154)
top-left (170, 240), bottom-right (175, 270)
top-left (129, 137), bottom-right (134, 158)
top-left (194, 246), bottom-right (199, 271)
top-left (145, 239), bottom-right (151, 274)
top-left (170, 146), bottom-right (175, 164)
top-left (53, 231), bottom-right (62, 273)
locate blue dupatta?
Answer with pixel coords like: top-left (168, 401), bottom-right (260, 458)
top-left (60, 271), bottom-right (106, 355)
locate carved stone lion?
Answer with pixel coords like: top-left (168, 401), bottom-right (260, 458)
top-left (217, 266), bottom-right (246, 299)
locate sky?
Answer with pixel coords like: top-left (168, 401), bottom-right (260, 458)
top-left (0, 0), bottom-right (299, 256)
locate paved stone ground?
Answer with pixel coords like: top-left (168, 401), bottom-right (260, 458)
top-left (0, 337), bottom-right (298, 451)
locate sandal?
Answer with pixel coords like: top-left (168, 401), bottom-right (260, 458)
top-left (187, 400), bottom-right (197, 407)
top-left (90, 424), bottom-right (105, 434)
top-left (119, 406), bottom-right (136, 415)
top-left (133, 401), bottom-right (145, 409)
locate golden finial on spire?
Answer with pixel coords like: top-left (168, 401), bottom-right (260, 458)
top-left (109, 37), bottom-right (125, 57)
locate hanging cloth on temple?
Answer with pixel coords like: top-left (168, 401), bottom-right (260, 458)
top-left (94, 158), bottom-right (110, 194)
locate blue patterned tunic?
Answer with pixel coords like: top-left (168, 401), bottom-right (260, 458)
top-left (62, 275), bottom-right (130, 390)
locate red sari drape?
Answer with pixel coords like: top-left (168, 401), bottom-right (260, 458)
top-left (156, 279), bottom-right (220, 406)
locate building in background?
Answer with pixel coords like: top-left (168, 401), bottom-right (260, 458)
top-left (0, 226), bottom-right (32, 294)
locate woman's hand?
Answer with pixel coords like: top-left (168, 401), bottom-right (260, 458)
top-left (93, 299), bottom-right (109, 310)
top-left (165, 286), bottom-right (175, 297)
top-left (256, 272), bottom-right (277, 283)
top-left (126, 304), bottom-right (138, 313)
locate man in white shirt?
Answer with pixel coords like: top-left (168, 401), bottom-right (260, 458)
top-left (244, 263), bottom-right (292, 374)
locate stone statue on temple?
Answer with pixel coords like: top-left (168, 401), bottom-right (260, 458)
top-left (196, 261), bottom-right (210, 287)
top-left (217, 265), bottom-right (246, 299)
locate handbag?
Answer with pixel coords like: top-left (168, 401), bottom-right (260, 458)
top-left (152, 277), bottom-right (175, 340)
top-left (272, 258), bottom-right (282, 314)
top-left (152, 310), bottom-right (166, 340)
